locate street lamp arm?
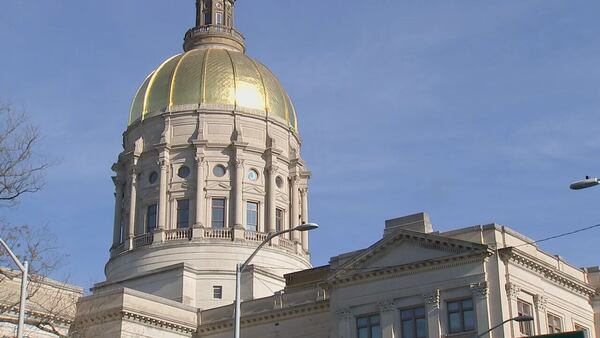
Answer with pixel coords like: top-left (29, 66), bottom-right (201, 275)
top-left (476, 318), bottom-right (512, 338)
top-left (240, 228), bottom-right (296, 272)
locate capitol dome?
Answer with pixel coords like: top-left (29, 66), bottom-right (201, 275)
top-left (129, 48), bottom-right (298, 131)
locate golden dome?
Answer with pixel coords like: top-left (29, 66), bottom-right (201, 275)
top-left (129, 48), bottom-right (298, 130)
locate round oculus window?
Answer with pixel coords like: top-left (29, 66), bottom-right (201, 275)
top-left (276, 176), bottom-right (284, 189)
top-left (149, 171), bottom-right (158, 184)
top-left (247, 169), bottom-right (259, 181)
top-left (213, 165), bottom-right (226, 177)
top-left (178, 165), bottom-right (191, 178)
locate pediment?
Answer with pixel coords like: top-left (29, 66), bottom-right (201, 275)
top-left (243, 185), bottom-right (265, 195)
top-left (206, 181), bottom-right (231, 191)
top-left (329, 229), bottom-right (489, 281)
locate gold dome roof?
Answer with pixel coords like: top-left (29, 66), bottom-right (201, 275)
top-left (129, 48), bottom-right (298, 130)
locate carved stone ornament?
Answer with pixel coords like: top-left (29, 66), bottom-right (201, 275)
top-left (335, 308), bottom-right (353, 320)
top-left (423, 289), bottom-right (440, 309)
top-left (533, 294), bottom-right (548, 311)
top-left (378, 299), bottom-right (396, 312)
top-left (505, 282), bottom-right (521, 300)
top-left (470, 281), bottom-right (489, 299)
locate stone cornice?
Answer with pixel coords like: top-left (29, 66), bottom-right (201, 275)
top-left (499, 247), bottom-right (597, 297)
top-left (197, 300), bottom-right (329, 334)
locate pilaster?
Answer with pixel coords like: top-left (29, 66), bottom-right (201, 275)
top-left (471, 281), bottom-right (491, 337)
top-left (378, 300), bottom-right (396, 338)
top-left (233, 142), bottom-right (246, 228)
top-left (111, 175), bottom-right (124, 246)
top-left (335, 308), bottom-right (353, 338)
top-left (194, 147), bottom-right (206, 227)
top-left (533, 294), bottom-right (548, 335)
top-left (301, 187), bottom-right (309, 251)
top-left (505, 282), bottom-right (521, 337)
top-left (290, 175), bottom-right (300, 242)
top-left (267, 161), bottom-right (277, 233)
top-left (423, 289), bottom-right (441, 338)
top-left (157, 149), bottom-right (170, 231)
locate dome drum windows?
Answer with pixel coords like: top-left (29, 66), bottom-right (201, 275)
top-left (247, 169), bottom-right (259, 181)
top-left (213, 164), bottom-right (227, 177)
top-left (178, 165), bottom-right (191, 178)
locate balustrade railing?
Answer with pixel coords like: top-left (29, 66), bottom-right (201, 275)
top-left (185, 25), bottom-right (244, 42)
top-left (133, 233), bottom-right (153, 248)
top-left (279, 237), bottom-right (295, 252)
top-left (165, 228), bottom-right (192, 241)
top-left (204, 228), bottom-right (232, 240)
top-left (244, 231), bottom-right (269, 242)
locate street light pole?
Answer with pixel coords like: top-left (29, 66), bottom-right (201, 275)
top-left (0, 238), bottom-right (28, 338)
top-left (570, 176), bottom-right (600, 190)
top-left (476, 315), bottom-right (534, 338)
top-left (233, 223), bottom-right (318, 338)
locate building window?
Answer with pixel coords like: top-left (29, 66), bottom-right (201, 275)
top-left (149, 171), bottom-right (158, 184)
top-left (247, 169), bottom-right (259, 181)
top-left (216, 12), bottom-right (223, 25)
top-left (176, 199), bottom-right (190, 228)
top-left (246, 202), bottom-right (258, 231)
top-left (276, 208), bottom-right (284, 232)
top-left (213, 286), bottom-right (222, 299)
top-left (357, 314), bottom-right (381, 338)
top-left (400, 307), bottom-right (426, 338)
top-left (547, 313), bottom-right (562, 333)
top-left (212, 198), bottom-right (226, 228)
top-left (213, 164), bottom-right (226, 177)
top-left (575, 324), bottom-right (590, 338)
top-left (178, 165), bottom-right (191, 178)
top-left (447, 298), bottom-right (475, 334)
top-left (517, 300), bottom-right (533, 336)
top-left (146, 204), bottom-right (157, 233)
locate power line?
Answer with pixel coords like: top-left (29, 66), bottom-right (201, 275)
top-left (513, 222), bottom-right (600, 248)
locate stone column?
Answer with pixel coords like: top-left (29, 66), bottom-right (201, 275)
top-left (112, 177), bottom-right (124, 246)
top-left (157, 153), bottom-right (169, 231)
top-left (533, 294), bottom-right (548, 335)
top-left (291, 176), bottom-right (300, 242)
top-left (267, 165), bottom-right (276, 233)
top-left (234, 158), bottom-right (244, 228)
top-left (195, 152), bottom-right (205, 227)
top-left (424, 289), bottom-right (441, 338)
top-left (301, 187), bottom-right (309, 251)
top-left (127, 166), bottom-right (138, 246)
top-left (471, 282), bottom-right (491, 337)
top-left (378, 300), bottom-right (396, 338)
top-left (335, 308), bottom-right (353, 338)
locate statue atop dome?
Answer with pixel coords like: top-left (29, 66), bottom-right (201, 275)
top-left (185, 0), bottom-right (244, 52)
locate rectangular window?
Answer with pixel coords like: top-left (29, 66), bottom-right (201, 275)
top-left (517, 300), bottom-right (533, 336)
top-left (211, 198), bottom-right (226, 228)
top-left (276, 208), bottom-right (284, 232)
top-left (357, 314), bottom-right (381, 338)
top-left (547, 313), bottom-right (562, 333)
top-left (447, 298), bottom-right (475, 334)
top-left (400, 307), bottom-right (427, 338)
top-left (213, 286), bottom-right (222, 299)
top-left (146, 204), bottom-right (157, 233)
top-left (176, 199), bottom-right (190, 228)
top-left (246, 202), bottom-right (258, 232)
top-left (216, 12), bottom-right (223, 25)
top-left (575, 324), bottom-right (590, 338)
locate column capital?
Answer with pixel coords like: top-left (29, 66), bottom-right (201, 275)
top-left (335, 308), bottom-right (353, 320)
top-left (505, 282), bottom-right (521, 300)
top-left (235, 158), bottom-right (244, 168)
top-left (470, 281), bottom-right (488, 299)
top-left (533, 294), bottom-right (548, 311)
top-left (378, 299), bottom-right (396, 313)
top-left (423, 289), bottom-right (440, 309)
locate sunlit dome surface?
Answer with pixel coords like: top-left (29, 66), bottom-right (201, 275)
top-left (129, 48), bottom-right (298, 130)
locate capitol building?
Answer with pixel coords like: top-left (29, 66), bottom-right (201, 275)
top-left (59, 1), bottom-right (600, 337)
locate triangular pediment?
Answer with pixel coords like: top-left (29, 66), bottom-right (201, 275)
top-left (329, 229), bottom-right (489, 282)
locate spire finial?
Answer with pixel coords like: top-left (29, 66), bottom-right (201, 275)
top-left (184, 0), bottom-right (245, 52)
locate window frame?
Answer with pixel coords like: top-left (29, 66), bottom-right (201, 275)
top-left (246, 201), bottom-right (259, 232)
top-left (215, 12), bottom-right (223, 26)
top-left (400, 306), bottom-right (427, 338)
top-left (574, 323), bottom-right (590, 338)
top-left (146, 204), bottom-right (158, 233)
top-left (176, 199), bottom-right (190, 228)
top-left (547, 313), bottom-right (563, 334)
top-left (517, 299), bottom-right (534, 336)
top-left (275, 208), bottom-right (284, 232)
top-left (447, 298), bottom-right (476, 334)
top-left (211, 198), bottom-right (226, 228)
top-left (213, 285), bottom-right (223, 299)
top-left (356, 313), bottom-right (381, 338)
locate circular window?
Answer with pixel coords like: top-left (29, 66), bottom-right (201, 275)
top-left (276, 176), bottom-right (284, 189)
top-left (149, 171), bottom-right (158, 184)
top-left (213, 164), bottom-right (226, 177)
top-left (178, 165), bottom-right (191, 178)
top-left (247, 169), bottom-right (259, 181)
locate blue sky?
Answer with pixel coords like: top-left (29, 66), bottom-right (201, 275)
top-left (1, 1), bottom-right (600, 289)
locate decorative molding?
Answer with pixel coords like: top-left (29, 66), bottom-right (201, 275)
top-left (533, 294), bottom-right (548, 311)
top-left (423, 289), bottom-right (440, 309)
top-left (505, 282), bottom-right (521, 300)
top-left (72, 309), bottom-right (196, 335)
top-left (470, 281), bottom-right (488, 299)
top-left (335, 307), bottom-right (353, 320)
top-left (500, 248), bottom-right (596, 297)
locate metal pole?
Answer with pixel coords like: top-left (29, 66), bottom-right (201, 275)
top-left (234, 263), bottom-right (241, 338)
top-left (16, 261), bottom-right (28, 338)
